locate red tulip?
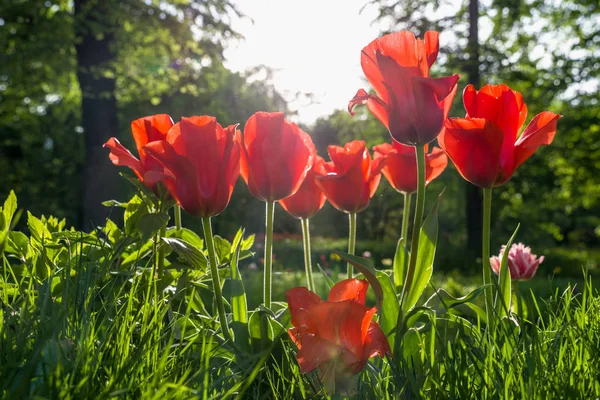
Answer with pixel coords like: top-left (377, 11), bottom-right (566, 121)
top-left (372, 141), bottom-right (448, 194)
top-left (143, 116), bottom-right (240, 217)
top-left (349, 31), bottom-right (460, 146)
top-left (439, 84), bottom-right (561, 188)
top-left (315, 141), bottom-right (384, 214)
top-left (239, 112), bottom-right (316, 202)
top-left (104, 114), bottom-right (174, 191)
top-left (286, 279), bottom-right (391, 377)
top-left (279, 156), bottom-right (327, 219)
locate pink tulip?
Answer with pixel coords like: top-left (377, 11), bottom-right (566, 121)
top-left (490, 243), bottom-right (544, 280)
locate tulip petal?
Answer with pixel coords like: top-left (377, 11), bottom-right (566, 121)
top-left (103, 137), bottom-right (144, 180)
top-left (439, 118), bottom-right (504, 188)
top-left (513, 112), bottom-right (560, 170)
top-left (362, 321), bottom-right (392, 363)
top-left (425, 147), bottom-right (448, 184)
top-left (367, 156), bottom-right (385, 198)
top-left (286, 287), bottom-right (322, 332)
top-left (131, 114), bottom-right (174, 151)
top-left (292, 332), bottom-right (341, 373)
top-left (143, 140), bottom-right (203, 215)
top-left (327, 279), bottom-right (369, 304)
top-left (348, 89), bottom-right (391, 131)
top-left (411, 74), bottom-right (460, 143)
top-left (423, 31), bottom-right (440, 69)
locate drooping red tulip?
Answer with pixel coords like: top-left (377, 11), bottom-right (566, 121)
top-left (104, 114), bottom-right (174, 191)
top-left (286, 279), bottom-right (391, 378)
top-left (490, 243), bottom-right (544, 281)
top-left (315, 141), bottom-right (384, 214)
top-left (439, 84), bottom-right (561, 188)
top-left (143, 116), bottom-right (240, 217)
top-left (238, 112), bottom-right (316, 202)
top-left (372, 141), bottom-right (448, 194)
top-left (349, 31), bottom-right (460, 146)
top-left (279, 156), bottom-right (327, 219)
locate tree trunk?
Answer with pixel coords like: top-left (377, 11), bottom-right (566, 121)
top-left (466, 0), bottom-right (483, 262)
top-left (74, 0), bottom-right (121, 229)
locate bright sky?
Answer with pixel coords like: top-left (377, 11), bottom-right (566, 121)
top-left (224, 0), bottom-right (383, 124)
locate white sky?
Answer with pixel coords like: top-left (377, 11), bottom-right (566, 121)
top-left (224, 0), bottom-right (383, 124)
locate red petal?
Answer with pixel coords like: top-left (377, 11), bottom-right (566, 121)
top-left (362, 320), bottom-right (392, 361)
top-left (293, 333), bottom-right (341, 373)
top-left (103, 137), bottom-right (143, 180)
top-left (425, 147), bottom-right (448, 184)
top-left (286, 286), bottom-right (322, 332)
top-left (328, 279), bottom-right (369, 304)
top-left (423, 31), bottom-right (439, 69)
top-left (410, 74), bottom-right (460, 144)
top-left (513, 112), bottom-right (560, 170)
top-left (367, 156), bottom-right (385, 198)
top-left (143, 140), bottom-right (203, 215)
top-left (279, 156), bottom-right (327, 219)
top-left (439, 118), bottom-right (504, 188)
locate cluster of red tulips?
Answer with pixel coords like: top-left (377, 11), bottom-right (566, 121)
top-left (104, 30), bottom-right (559, 389)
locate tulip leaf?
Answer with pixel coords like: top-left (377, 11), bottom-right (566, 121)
top-left (166, 227), bottom-right (204, 251)
top-left (497, 224), bottom-right (520, 318)
top-left (335, 251), bottom-right (384, 312)
top-left (162, 237), bottom-right (208, 272)
top-left (424, 286), bottom-right (488, 323)
top-left (317, 263), bottom-right (334, 289)
top-left (213, 235), bottom-right (232, 265)
top-left (228, 228), bottom-right (249, 352)
top-left (376, 271), bottom-right (399, 351)
top-left (137, 212), bottom-right (169, 241)
top-left (393, 237), bottom-right (409, 294)
top-left (402, 190), bottom-right (444, 313)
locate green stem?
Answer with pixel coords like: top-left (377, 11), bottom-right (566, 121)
top-left (404, 145), bottom-right (426, 299)
top-left (301, 218), bottom-right (315, 292)
top-left (401, 192), bottom-right (412, 241)
top-left (202, 217), bottom-right (232, 342)
top-left (347, 212), bottom-right (357, 279)
top-left (174, 205), bottom-right (182, 230)
top-left (263, 201), bottom-right (275, 308)
top-left (482, 187), bottom-right (493, 327)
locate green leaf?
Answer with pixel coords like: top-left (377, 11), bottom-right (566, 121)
top-left (402, 190), bottom-right (443, 313)
top-left (137, 212), bottom-right (169, 241)
top-left (241, 233), bottom-right (255, 251)
top-left (228, 229), bottom-right (249, 352)
top-left (27, 211), bottom-right (52, 245)
top-left (166, 227), bottom-right (204, 251)
top-left (124, 195), bottom-right (147, 236)
top-left (393, 237), bottom-right (409, 293)
top-left (162, 237), bottom-right (208, 272)
top-left (101, 199), bottom-right (127, 208)
top-left (425, 286), bottom-right (488, 323)
top-left (213, 235), bottom-right (232, 265)
top-left (7, 231), bottom-right (29, 259)
top-left (317, 263), bottom-right (334, 289)
top-left (335, 252), bottom-right (384, 312)
top-left (497, 224), bottom-right (520, 318)
top-left (2, 190), bottom-right (17, 229)
top-left (376, 271), bottom-right (399, 351)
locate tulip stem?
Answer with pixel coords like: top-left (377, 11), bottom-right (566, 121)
top-left (402, 145), bottom-right (426, 306)
top-left (202, 216), bottom-right (232, 343)
top-left (482, 187), bottom-right (493, 328)
top-left (301, 218), bottom-right (315, 292)
top-left (401, 192), bottom-right (412, 241)
top-left (174, 205), bottom-right (182, 230)
top-left (264, 201), bottom-right (275, 309)
top-left (347, 212), bottom-right (357, 278)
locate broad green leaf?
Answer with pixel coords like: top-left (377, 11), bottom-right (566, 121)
top-left (166, 227), bottom-right (204, 251)
top-left (2, 190), bottom-right (17, 229)
top-left (27, 211), bottom-right (52, 245)
top-left (120, 172), bottom-right (157, 209)
top-left (162, 237), bottom-right (208, 271)
top-left (241, 233), bottom-right (255, 251)
top-left (7, 231), bottom-right (29, 259)
top-left (137, 212), bottom-right (169, 241)
top-left (376, 271), bottom-right (399, 351)
top-left (497, 224), bottom-right (520, 318)
top-left (425, 286), bottom-right (488, 323)
top-left (248, 311), bottom-right (276, 353)
top-left (103, 219), bottom-right (123, 244)
top-left (393, 237), bottom-right (409, 293)
top-left (402, 190), bottom-right (443, 313)
top-left (213, 235), bottom-right (232, 265)
top-left (124, 195), bottom-right (147, 236)
top-left (335, 252), bottom-right (384, 312)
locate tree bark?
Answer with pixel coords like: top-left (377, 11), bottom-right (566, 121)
top-left (466, 0), bottom-right (483, 262)
top-left (74, 0), bottom-right (121, 229)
